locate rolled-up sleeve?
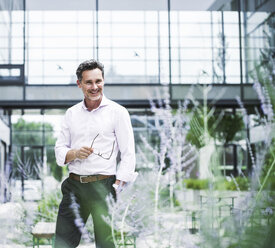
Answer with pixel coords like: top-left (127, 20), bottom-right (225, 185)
top-left (55, 111), bottom-right (71, 166)
top-left (115, 107), bottom-right (136, 182)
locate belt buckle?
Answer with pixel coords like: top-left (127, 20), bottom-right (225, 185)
top-left (80, 175), bottom-right (88, 183)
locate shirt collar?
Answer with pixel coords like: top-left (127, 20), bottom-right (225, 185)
top-left (81, 94), bottom-right (109, 111)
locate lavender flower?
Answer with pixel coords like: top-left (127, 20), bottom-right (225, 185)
top-left (253, 81), bottom-right (274, 121)
top-left (70, 193), bottom-right (91, 243)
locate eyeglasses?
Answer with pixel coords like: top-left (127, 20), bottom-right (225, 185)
top-left (91, 133), bottom-right (115, 160)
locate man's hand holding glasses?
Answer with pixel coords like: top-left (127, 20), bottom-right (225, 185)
top-left (65, 146), bottom-right (93, 163)
top-left (66, 133), bottom-right (115, 163)
top-left (74, 147), bottom-right (94, 160)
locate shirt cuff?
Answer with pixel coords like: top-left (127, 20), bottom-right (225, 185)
top-left (56, 147), bottom-right (71, 166)
top-left (116, 171), bottom-right (138, 183)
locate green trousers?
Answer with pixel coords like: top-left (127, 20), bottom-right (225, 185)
top-left (54, 175), bottom-right (116, 248)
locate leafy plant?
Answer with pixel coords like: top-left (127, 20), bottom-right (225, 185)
top-left (223, 177), bottom-right (250, 191)
top-left (214, 113), bottom-right (244, 143)
top-left (187, 107), bottom-right (244, 148)
top-left (183, 178), bottom-right (209, 190)
top-left (35, 189), bottom-right (62, 223)
top-left (182, 177), bottom-right (250, 191)
top-left (12, 118), bottom-right (63, 181)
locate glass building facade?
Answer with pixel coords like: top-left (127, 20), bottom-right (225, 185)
top-left (1, 0), bottom-right (273, 85)
top-left (0, 0), bottom-right (274, 196)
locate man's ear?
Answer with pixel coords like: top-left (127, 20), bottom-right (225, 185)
top-left (77, 80), bottom-right (81, 88)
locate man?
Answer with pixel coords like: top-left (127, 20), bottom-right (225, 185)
top-left (54, 59), bottom-right (136, 248)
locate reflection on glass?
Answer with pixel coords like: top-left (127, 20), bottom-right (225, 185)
top-left (1, 7), bottom-right (272, 85)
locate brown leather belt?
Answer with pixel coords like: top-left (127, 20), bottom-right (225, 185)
top-left (69, 173), bottom-right (113, 183)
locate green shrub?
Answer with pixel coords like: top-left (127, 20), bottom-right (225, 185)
top-left (182, 177), bottom-right (250, 191)
top-left (263, 175), bottom-right (275, 191)
top-left (183, 178), bottom-right (209, 190)
top-left (261, 139), bottom-right (275, 191)
top-left (223, 177), bottom-right (250, 191)
top-left (35, 190), bottom-right (62, 223)
top-left (159, 186), bottom-right (180, 207)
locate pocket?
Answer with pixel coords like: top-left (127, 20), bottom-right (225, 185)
top-left (61, 178), bottom-right (69, 195)
top-left (106, 176), bottom-right (116, 200)
top-left (58, 192), bottom-right (74, 217)
top-left (105, 176), bottom-right (116, 187)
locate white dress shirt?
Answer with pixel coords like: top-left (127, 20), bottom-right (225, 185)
top-left (55, 95), bottom-right (136, 182)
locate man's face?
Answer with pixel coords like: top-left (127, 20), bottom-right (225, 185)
top-left (77, 68), bottom-right (104, 101)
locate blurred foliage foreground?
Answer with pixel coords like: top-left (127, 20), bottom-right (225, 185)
top-left (32, 80), bottom-right (274, 248)
top-left (5, 27), bottom-right (275, 247)
top-left (7, 84), bottom-right (275, 248)
top-left (8, 81), bottom-right (275, 248)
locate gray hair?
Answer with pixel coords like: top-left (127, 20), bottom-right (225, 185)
top-left (76, 59), bottom-right (104, 81)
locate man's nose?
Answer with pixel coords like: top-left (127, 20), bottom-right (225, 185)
top-left (90, 83), bottom-right (98, 89)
